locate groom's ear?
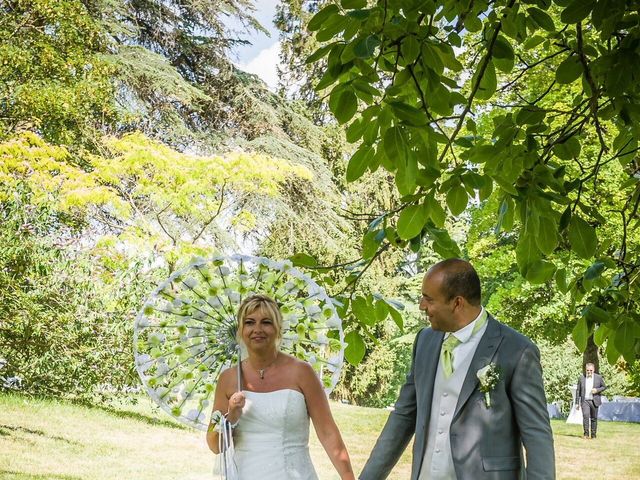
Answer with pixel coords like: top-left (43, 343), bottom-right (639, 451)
top-left (452, 296), bottom-right (463, 310)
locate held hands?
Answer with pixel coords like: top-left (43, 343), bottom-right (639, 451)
top-left (227, 391), bottom-right (246, 423)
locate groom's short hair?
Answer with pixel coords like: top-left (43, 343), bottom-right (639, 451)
top-left (431, 258), bottom-right (481, 306)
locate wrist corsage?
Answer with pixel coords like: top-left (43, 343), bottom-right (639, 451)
top-left (207, 410), bottom-right (239, 433)
top-left (477, 363), bottom-right (501, 408)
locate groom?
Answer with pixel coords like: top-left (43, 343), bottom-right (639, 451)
top-left (360, 259), bottom-right (555, 479)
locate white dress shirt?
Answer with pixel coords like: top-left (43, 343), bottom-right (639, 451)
top-left (585, 375), bottom-right (594, 400)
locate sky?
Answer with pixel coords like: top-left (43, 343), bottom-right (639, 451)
top-left (231, 0), bottom-right (281, 91)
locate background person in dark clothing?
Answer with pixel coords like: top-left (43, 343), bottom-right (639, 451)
top-left (576, 363), bottom-right (607, 439)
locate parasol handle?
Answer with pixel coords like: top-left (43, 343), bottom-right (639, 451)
top-left (236, 344), bottom-right (242, 393)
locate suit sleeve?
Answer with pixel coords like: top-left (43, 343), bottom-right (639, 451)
top-left (576, 377), bottom-right (583, 405)
top-left (596, 374), bottom-right (607, 393)
top-left (509, 344), bottom-right (556, 480)
top-left (359, 332), bottom-right (420, 480)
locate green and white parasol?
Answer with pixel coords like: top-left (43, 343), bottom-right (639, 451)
top-left (134, 254), bottom-right (345, 431)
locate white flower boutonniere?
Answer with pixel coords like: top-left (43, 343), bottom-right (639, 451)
top-left (477, 363), bottom-right (501, 408)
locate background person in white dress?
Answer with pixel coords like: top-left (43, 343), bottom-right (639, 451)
top-left (206, 294), bottom-right (355, 480)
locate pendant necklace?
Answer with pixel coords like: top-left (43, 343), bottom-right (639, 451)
top-left (251, 354), bottom-right (278, 380)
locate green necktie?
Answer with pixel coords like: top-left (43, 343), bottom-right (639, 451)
top-left (440, 310), bottom-right (488, 378)
top-left (441, 334), bottom-right (462, 378)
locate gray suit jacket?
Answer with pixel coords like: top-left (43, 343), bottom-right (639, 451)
top-left (576, 373), bottom-right (607, 407)
top-left (360, 316), bottom-right (555, 480)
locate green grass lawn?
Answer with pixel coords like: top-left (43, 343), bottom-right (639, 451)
top-left (1, 392), bottom-right (639, 479)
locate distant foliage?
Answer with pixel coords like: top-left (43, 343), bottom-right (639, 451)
top-left (0, 0), bottom-right (118, 145)
top-left (0, 193), bottom-right (145, 400)
top-left (333, 338), bottom-right (412, 408)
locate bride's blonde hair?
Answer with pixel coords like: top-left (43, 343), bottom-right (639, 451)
top-left (236, 294), bottom-right (283, 347)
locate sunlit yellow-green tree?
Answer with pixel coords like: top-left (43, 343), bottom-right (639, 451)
top-left (0, 131), bottom-right (313, 268)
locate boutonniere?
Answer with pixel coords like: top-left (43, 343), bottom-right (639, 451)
top-left (477, 363), bottom-right (501, 408)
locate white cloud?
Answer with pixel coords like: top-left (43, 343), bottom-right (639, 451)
top-left (238, 42), bottom-right (281, 92)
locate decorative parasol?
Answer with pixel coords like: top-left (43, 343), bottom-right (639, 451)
top-left (133, 254), bottom-right (345, 431)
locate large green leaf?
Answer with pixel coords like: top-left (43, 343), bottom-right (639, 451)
top-left (555, 268), bottom-right (569, 294)
top-left (426, 226), bottom-right (461, 258)
top-left (374, 299), bottom-right (389, 323)
top-left (555, 56), bottom-right (582, 84)
top-left (388, 304), bottom-right (404, 331)
top-left (614, 320), bottom-right (636, 359)
top-left (495, 196), bottom-right (514, 233)
top-left (528, 7), bottom-right (556, 31)
top-left (568, 216), bottom-right (598, 259)
top-left (397, 204), bottom-right (429, 240)
top-left (353, 35), bottom-right (380, 59)
top-left (583, 305), bottom-right (611, 324)
top-left (593, 324), bottom-right (610, 346)
top-left (389, 101), bottom-right (427, 127)
top-left (492, 35), bottom-right (514, 61)
top-left (561, 0), bottom-right (596, 24)
top-left (468, 144), bottom-right (499, 163)
top-left (289, 253), bottom-right (318, 268)
top-left (426, 196), bottom-right (446, 228)
top-left (308, 4), bottom-right (340, 31)
top-left (516, 106), bottom-right (546, 126)
top-left (445, 185), bottom-right (468, 216)
top-left (346, 145), bottom-right (373, 182)
top-left (383, 126), bottom-right (408, 164)
top-left (395, 150), bottom-right (418, 196)
top-left (351, 296), bottom-right (375, 326)
top-left (516, 232), bottom-right (540, 273)
top-left (464, 14), bottom-right (483, 32)
top-left (362, 229), bottom-right (383, 259)
top-left (584, 261), bottom-right (606, 281)
top-left (606, 337), bottom-right (620, 364)
top-left (553, 136), bottom-right (581, 159)
top-left (330, 89), bottom-right (358, 124)
top-left (535, 215), bottom-right (559, 255)
top-left (344, 331), bottom-right (366, 365)
top-left (306, 43), bottom-right (336, 63)
top-left (346, 117), bottom-right (367, 143)
top-left (421, 43), bottom-right (444, 74)
top-left (401, 35), bottom-right (420, 63)
top-left (572, 316), bottom-right (589, 352)
top-left (474, 59), bottom-right (497, 100)
top-left (316, 14), bottom-right (350, 42)
top-left (524, 259), bottom-right (556, 284)
top-left (523, 35), bottom-right (546, 50)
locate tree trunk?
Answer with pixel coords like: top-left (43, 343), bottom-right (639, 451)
top-left (583, 334), bottom-right (600, 373)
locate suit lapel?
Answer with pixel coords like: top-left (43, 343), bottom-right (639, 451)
top-left (416, 328), bottom-right (444, 469)
top-left (421, 329), bottom-right (444, 408)
top-left (452, 317), bottom-right (503, 421)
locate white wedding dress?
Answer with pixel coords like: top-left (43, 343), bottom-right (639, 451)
top-left (232, 389), bottom-right (319, 480)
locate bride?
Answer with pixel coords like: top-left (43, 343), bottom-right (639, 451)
top-left (206, 294), bottom-right (355, 480)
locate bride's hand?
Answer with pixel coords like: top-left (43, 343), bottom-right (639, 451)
top-left (227, 391), bottom-right (245, 423)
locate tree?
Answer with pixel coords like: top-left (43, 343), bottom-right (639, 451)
top-left (276, 0), bottom-right (332, 123)
top-left (0, 0), bottom-right (117, 145)
top-left (306, 0), bottom-right (640, 363)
